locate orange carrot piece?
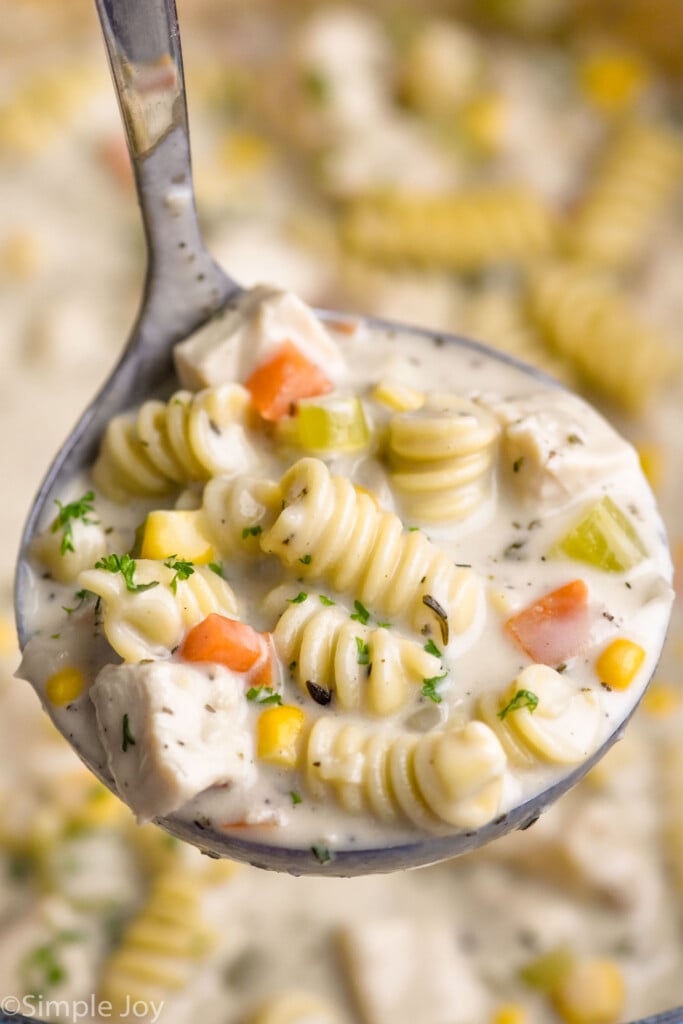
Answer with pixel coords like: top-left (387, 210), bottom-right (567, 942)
top-left (505, 579), bottom-right (590, 666)
top-left (181, 614), bottom-right (265, 672)
top-left (245, 341), bottom-right (332, 421)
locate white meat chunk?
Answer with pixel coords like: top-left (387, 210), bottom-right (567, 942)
top-left (174, 284), bottom-right (346, 392)
top-left (90, 660), bottom-right (255, 823)
top-left (489, 391), bottom-right (639, 512)
top-left (339, 917), bottom-right (489, 1024)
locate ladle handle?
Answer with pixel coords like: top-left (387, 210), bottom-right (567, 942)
top-left (93, 0), bottom-right (238, 345)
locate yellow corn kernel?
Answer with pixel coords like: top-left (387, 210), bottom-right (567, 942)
top-left (371, 379), bottom-right (424, 412)
top-left (45, 667), bottom-right (85, 705)
top-left (219, 132), bottom-right (273, 174)
top-left (551, 958), bottom-right (625, 1024)
top-left (257, 705), bottom-right (306, 767)
top-left (492, 1004), bottom-right (529, 1024)
top-left (640, 681), bottom-right (681, 718)
top-left (636, 442), bottom-right (665, 492)
top-left (579, 51), bottom-right (648, 114)
top-left (140, 509), bottom-right (215, 563)
top-left (596, 638), bottom-right (646, 690)
top-left (461, 92), bottom-right (506, 155)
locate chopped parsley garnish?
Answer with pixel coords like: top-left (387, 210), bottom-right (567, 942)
top-left (208, 562), bottom-right (224, 578)
top-left (421, 673), bottom-right (447, 704)
top-left (423, 638), bottom-right (441, 658)
top-left (498, 689), bottom-right (539, 720)
top-left (51, 490), bottom-right (96, 555)
top-left (350, 599), bottom-right (370, 625)
top-left (290, 790), bottom-right (302, 806)
top-left (20, 930), bottom-right (82, 996)
top-left (241, 525), bottom-right (262, 539)
top-left (319, 594), bottom-right (335, 606)
top-left (95, 553), bottom-right (159, 594)
top-left (122, 713), bottom-right (136, 752)
top-left (301, 68), bottom-right (330, 104)
top-left (163, 555), bottom-right (195, 593)
top-left (355, 637), bottom-right (370, 665)
top-left (299, 554), bottom-right (313, 565)
top-left (311, 843), bottom-right (333, 864)
top-left (246, 686), bottom-right (282, 705)
top-left (288, 592), bottom-right (308, 604)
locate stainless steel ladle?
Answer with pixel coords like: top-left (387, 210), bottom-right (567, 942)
top-left (13, 0), bottom-right (668, 876)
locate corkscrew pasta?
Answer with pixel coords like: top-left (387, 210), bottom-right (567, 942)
top-left (78, 560), bottom-right (238, 662)
top-left (340, 186), bottom-right (558, 271)
top-left (93, 384), bottom-right (257, 501)
top-left (273, 599), bottom-right (443, 716)
top-left (304, 716), bottom-right (506, 830)
top-left (387, 393), bottom-right (500, 523)
top-left (566, 120), bottom-right (682, 269)
top-left (526, 263), bottom-right (678, 412)
top-left (260, 456), bottom-right (483, 643)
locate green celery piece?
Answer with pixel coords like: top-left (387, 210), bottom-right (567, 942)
top-left (552, 496), bottom-right (647, 572)
top-left (297, 397), bottom-right (369, 452)
top-left (519, 946), bottom-right (575, 992)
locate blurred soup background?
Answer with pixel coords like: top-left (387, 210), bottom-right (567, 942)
top-left (0, 1), bottom-right (681, 1022)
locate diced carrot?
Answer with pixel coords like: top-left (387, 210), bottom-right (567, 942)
top-left (245, 341), bottom-right (332, 421)
top-left (505, 580), bottom-right (590, 666)
top-left (181, 614), bottom-right (265, 672)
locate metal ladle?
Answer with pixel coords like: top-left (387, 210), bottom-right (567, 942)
top-left (13, 0), bottom-right (669, 876)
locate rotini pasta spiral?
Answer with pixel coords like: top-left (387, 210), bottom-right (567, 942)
top-left (340, 186), bottom-right (557, 271)
top-left (93, 384), bottom-right (257, 502)
top-left (567, 120), bottom-right (682, 269)
top-left (526, 263), bottom-right (678, 413)
top-left (78, 560), bottom-right (238, 662)
top-left (98, 867), bottom-right (218, 1016)
top-left (201, 473), bottom-right (282, 560)
top-left (273, 599), bottom-right (443, 716)
top-left (477, 664), bottom-right (603, 767)
top-left (260, 457), bottom-right (483, 645)
top-left (387, 392), bottom-right (500, 523)
top-left (30, 518), bottom-right (108, 585)
top-left (304, 717), bottom-right (506, 831)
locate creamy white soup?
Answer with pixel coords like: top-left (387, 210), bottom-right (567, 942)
top-left (17, 285), bottom-right (673, 860)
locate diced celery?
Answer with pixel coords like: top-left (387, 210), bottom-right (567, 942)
top-left (296, 396), bottom-right (369, 452)
top-left (552, 496), bottom-right (647, 572)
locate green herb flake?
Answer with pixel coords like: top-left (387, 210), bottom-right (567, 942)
top-left (355, 636), bottom-right (370, 665)
top-left (498, 689), bottom-right (539, 720)
top-left (122, 713), bottom-right (136, 752)
top-left (288, 592), bottom-right (308, 604)
top-left (51, 490), bottom-right (96, 556)
top-left (246, 686), bottom-right (282, 706)
top-left (421, 673), bottom-right (447, 704)
top-left (299, 554), bottom-right (313, 565)
top-left (95, 553), bottom-right (159, 594)
top-left (350, 599), bottom-right (370, 625)
top-left (241, 525), bottom-right (262, 539)
top-left (163, 555), bottom-right (195, 594)
top-left (208, 562), bottom-right (225, 578)
top-left (319, 594), bottom-right (335, 606)
top-left (423, 638), bottom-right (441, 658)
top-left (311, 843), bottom-right (333, 864)
top-left (301, 68), bottom-right (330, 104)
top-left (290, 791), bottom-right (302, 806)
